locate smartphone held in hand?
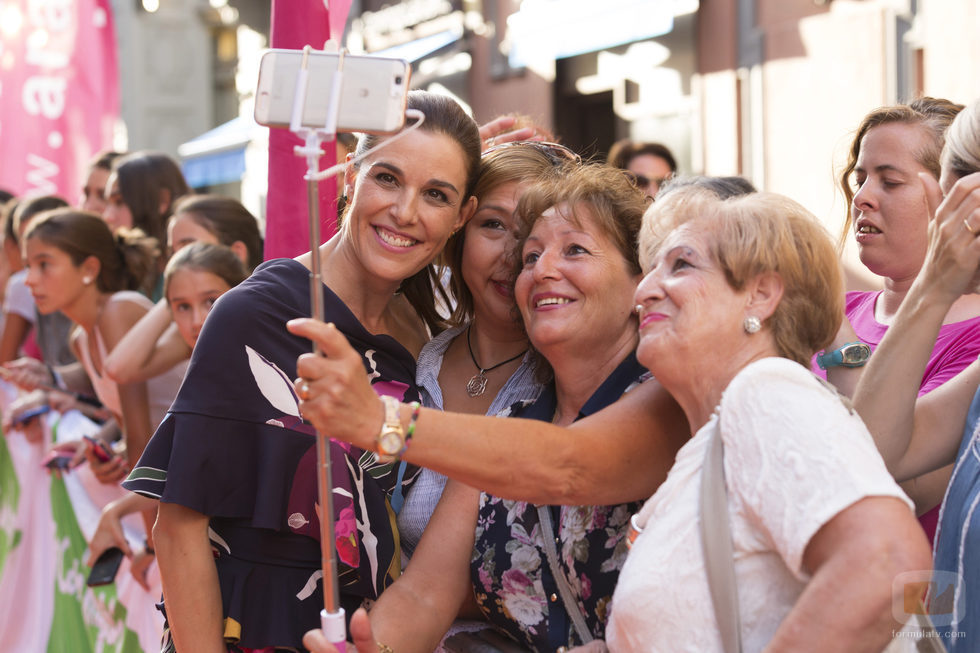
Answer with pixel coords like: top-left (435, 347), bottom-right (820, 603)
top-left (254, 49), bottom-right (410, 134)
top-left (86, 547), bottom-right (125, 587)
top-left (83, 434), bottom-right (115, 463)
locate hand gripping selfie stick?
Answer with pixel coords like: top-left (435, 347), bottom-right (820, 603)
top-left (287, 42), bottom-right (424, 651)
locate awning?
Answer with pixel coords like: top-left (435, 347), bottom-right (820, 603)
top-left (373, 28), bottom-right (461, 63)
top-left (178, 115), bottom-right (260, 188)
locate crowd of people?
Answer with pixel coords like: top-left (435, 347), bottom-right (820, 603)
top-left (2, 89), bottom-right (980, 653)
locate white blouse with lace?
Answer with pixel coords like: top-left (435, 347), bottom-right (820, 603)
top-left (606, 357), bottom-right (912, 652)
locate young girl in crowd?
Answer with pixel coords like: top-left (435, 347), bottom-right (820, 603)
top-left (87, 241), bottom-right (250, 585)
top-left (167, 194), bottom-right (263, 270)
top-left (104, 195), bottom-right (262, 384)
top-left (0, 195), bottom-right (69, 363)
top-left (123, 91), bottom-right (481, 652)
top-left (80, 150), bottom-right (125, 214)
top-left (104, 151), bottom-right (191, 299)
top-left (22, 210), bottom-right (185, 515)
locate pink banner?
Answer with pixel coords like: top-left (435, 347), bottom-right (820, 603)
top-left (0, 0), bottom-right (119, 203)
top-left (266, 0), bottom-right (353, 260)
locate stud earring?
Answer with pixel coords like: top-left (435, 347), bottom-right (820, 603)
top-left (82, 276), bottom-right (92, 285)
top-left (634, 304), bottom-right (643, 315)
top-left (743, 315), bottom-right (761, 334)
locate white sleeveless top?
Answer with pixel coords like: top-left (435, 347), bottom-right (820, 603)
top-left (76, 291), bottom-right (188, 428)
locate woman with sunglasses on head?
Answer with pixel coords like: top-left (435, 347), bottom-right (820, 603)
top-left (398, 140), bottom-right (579, 558)
top-left (296, 164), bottom-right (690, 652)
top-left (122, 91), bottom-right (480, 653)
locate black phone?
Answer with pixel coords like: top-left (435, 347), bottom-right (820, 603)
top-left (40, 450), bottom-right (73, 471)
top-left (86, 547), bottom-right (124, 587)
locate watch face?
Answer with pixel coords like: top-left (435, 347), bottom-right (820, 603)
top-left (378, 427), bottom-right (404, 455)
top-left (841, 344), bottom-right (870, 365)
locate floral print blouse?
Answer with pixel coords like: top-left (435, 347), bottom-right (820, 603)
top-left (470, 353), bottom-right (649, 650)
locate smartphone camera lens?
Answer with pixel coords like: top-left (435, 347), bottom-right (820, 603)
top-left (394, 75), bottom-right (403, 85)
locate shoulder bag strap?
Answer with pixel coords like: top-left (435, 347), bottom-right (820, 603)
top-left (537, 505), bottom-right (595, 644)
top-left (700, 417), bottom-right (743, 653)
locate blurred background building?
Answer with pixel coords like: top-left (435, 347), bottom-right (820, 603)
top-left (108, 0), bottom-right (980, 274)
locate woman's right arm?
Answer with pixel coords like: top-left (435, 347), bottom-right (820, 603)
top-left (154, 501), bottom-right (225, 653)
top-left (289, 318), bottom-right (690, 506)
top-left (104, 298), bottom-right (190, 384)
top-left (853, 172), bottom-right (980, 480)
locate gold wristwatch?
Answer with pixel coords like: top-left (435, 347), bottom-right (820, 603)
top-left (375, 395), bottom-right (405, 463)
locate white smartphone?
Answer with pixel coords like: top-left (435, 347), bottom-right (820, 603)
top-left (254, 49), bottom-right (411, 134)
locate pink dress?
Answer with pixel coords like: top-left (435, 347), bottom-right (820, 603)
top-left (815, 290), bottom-right (980, 542)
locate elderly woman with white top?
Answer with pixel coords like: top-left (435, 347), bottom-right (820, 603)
top-left (607, 188), bottom-right (930, 652)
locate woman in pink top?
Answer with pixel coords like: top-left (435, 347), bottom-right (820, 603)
top-left (823, 97), bottom-right (980, 543)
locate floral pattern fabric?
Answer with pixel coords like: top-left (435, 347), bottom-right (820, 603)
top-left (124, 259), bottom-right (420, 651)
top-left (470, 353), bottom-right (649, 651)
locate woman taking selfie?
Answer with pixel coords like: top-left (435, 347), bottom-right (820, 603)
top-left (123, 91), bottom-right (480, 652)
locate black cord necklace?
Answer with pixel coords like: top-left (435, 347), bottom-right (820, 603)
top-left (465, 324), bottom-right (527, 397)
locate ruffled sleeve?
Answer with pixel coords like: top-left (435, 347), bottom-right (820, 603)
top-left (123, 259), bottom-right (421, 647)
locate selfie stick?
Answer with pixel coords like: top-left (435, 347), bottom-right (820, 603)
top-left (290, 43), bottom-right (347, 652)
top-left (289, 43), bottom-right (426, 650)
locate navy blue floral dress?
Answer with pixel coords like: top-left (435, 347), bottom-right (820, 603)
top-left (470, 353), bottom-right (648, 650)
top-left (124, 259), bottom-right (421, 651)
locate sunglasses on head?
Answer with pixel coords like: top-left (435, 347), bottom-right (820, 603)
top-left (482, 140), bottom-right (582, 166)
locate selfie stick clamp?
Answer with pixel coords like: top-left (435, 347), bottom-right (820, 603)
top-left (289, 42), bottom-right (347, 652)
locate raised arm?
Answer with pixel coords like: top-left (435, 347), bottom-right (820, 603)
top-left (288, 318), bottom-right (690, 506)
top-left (104, 298), bottom-right (191, 384)
top-left (853, 172), bottom-right (980, 480)
top-left (99, 297), bottom-right (161, 543)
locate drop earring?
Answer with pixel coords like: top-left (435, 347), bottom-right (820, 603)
top-left (743, 315), bottom-right (761, 334)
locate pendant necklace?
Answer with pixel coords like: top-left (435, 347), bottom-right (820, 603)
top-left (465, 324), bottom-right (527, 397)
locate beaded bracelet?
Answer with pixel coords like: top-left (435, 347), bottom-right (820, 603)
top-left (399, 401), bottom-right (421, 456)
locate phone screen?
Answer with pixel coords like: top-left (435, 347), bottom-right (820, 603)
top-left (86, 547), bottom-right (125, 587)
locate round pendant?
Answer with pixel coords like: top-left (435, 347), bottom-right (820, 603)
top-left (466, 373), bottom-right (488, 397)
